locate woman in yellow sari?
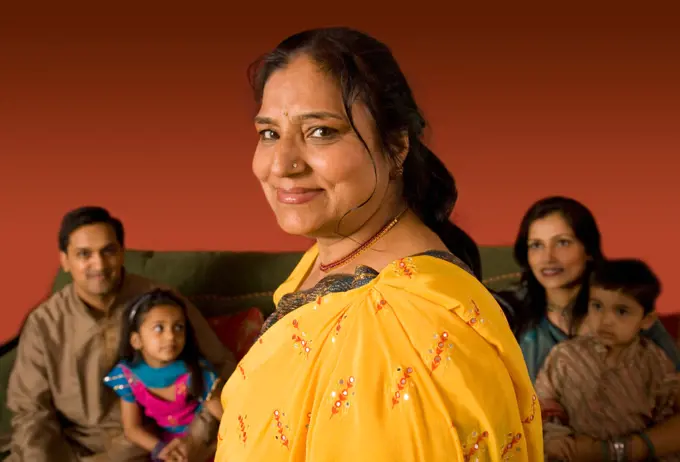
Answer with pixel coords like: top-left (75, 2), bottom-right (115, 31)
top-left (215, 27), bottom-right (542, 462)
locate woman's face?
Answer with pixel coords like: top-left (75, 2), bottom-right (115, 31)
top-left (526, 213), bottom-right (589, 291)
top-left (252, 54), bottom-right (394, 238)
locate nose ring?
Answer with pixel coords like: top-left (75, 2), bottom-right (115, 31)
top-left (292, 161), bottom-right (298, 169)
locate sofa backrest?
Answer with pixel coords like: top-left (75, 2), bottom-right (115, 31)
top-left (52, 250), bottom-right (305, 318)
top-left (49, 247), bottom-right (522, 318)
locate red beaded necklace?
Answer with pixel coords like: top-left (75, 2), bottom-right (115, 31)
top-left (319, 208), bottom-right (407, 273)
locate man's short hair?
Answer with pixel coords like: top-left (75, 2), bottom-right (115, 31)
top-left (58, 206), bottom-right (125, 252)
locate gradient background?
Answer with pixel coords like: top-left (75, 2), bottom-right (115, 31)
top-left (1, 3), bottom-right (678, 342)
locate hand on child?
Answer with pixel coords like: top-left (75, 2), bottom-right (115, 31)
top-left (158, 437), bottom-right (191, 462)
top-left (204, 397), bottom-right (224, 420)
top-left (545, 436), bottom-right (576, 461)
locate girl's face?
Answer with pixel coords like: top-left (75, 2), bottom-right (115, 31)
top-left (130, 304), bottom-right (186, 367)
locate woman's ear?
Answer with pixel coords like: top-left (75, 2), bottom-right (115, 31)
top-left (397, 131), bottom-right (409, 168)
top-left (390, 131), bottom-right (409, 179)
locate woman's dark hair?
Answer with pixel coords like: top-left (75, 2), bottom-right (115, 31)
top-left (511, 196), bottom-right (604, 336)
top-left (118, 289), bottom-right (204, 399)
top-left (248, 27), bottom-right (481, 278)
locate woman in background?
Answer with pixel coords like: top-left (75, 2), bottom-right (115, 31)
top-left (498, 196), bottom-right (680, 382)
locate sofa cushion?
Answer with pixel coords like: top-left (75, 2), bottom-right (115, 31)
top-left (208, 308), bottom-right (264, 361)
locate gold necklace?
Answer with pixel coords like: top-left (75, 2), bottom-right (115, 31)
top-left (319, 208), bottom-right (407, 273)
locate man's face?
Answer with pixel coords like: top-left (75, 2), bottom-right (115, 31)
top-left (60, 223), bottom-right (124, 299)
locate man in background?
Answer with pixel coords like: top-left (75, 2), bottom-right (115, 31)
top-left (6, 206), bottom-right (234, 461)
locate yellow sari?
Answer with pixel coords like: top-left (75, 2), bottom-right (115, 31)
top-left (215, 247), bottom-right (542, 461)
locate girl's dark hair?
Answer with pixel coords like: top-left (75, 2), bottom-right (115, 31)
top-left (248, 27), bottom-right (481, 278)
top-left (511, 196), bottom-right (604, 336)
top-left (118, 289), bottom-right (204, 399)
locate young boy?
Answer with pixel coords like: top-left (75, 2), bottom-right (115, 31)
top-left (535, 258), bottom-right (680, 461)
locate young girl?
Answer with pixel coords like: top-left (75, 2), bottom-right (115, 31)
top-left (104, 289), bottom-right (223, 462)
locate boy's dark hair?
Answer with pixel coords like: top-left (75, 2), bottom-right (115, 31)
top-left (589, 258), bottom-right (661, 314)
top-left (58, 206), bottom-right (125, 252)
top-left (118, 289), bottom-right (205, 399)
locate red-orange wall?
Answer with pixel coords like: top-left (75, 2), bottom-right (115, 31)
top-left (1, 3), bottom-right (678, 343)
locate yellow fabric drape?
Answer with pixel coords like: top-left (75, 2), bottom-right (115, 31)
top-left (215, 247), bottom-right (542, 461)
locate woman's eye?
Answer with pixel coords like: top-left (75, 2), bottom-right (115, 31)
top-left (309, 127), bottom-right (336, 138)
top-left (259, 129), bottom-right (278, 141)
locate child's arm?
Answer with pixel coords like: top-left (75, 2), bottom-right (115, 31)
top-left (572, 353), bottom-right (680, 462)
top-left (202, 376), bottom-right (224, 420)
top-left (121, 400), bottom-right (190, 461)
top-left (199, 362), bottom-right (224, 421)
top-left (623, 357), bottom-right (680, 460)
top-left (536, 346), bottom-right (579, 461)
top-left (535, 347), bottom-right (571, 429)
top-left (204, 396), bottom-right (223, 421)
top-left (120, 399), bottom-right (161, 452)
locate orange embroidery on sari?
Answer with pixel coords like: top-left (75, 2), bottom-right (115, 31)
top-left (501, 433), bottom-right (523, 460)
top-left (466, 299), bottom-right (486, 326)
top-left (237, 414), bottom-right (248, 445)
top-left (391, 366), bottom-right (414, 407)
top-left (273, 410), bottom-right (290, 448)
top-left (333, 313), bottom-right (348, 337)
top-left (291, 319), bottom-right (312, 357)
top-left (429, 331), bottom-right (453, 372)
top-left (462, 430), bottom-right (489, 461)
top-left (393, 258), bottom-right (416, 278)
top-left (330, 376), bottom-right (356, 416)
top-left (375, 297), bottom-right (387, 313)
top-left (522, 395), bottom-right (537, 423)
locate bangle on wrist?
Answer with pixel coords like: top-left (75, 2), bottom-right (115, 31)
top-left (151, 441), bottom-right (167, 461)
top-left (637, 432), bottom-right (657, 461)
top-left (601, 439), bottom-right (611, 461)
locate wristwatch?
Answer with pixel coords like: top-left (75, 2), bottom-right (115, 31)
top-left (611, 439), bottom-right (626, 462)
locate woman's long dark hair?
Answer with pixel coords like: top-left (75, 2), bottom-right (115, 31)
top-left (511, 196), bottom-right (603, 336)
top-left (248, 27), bottom-right (481, 278)
top-left (118, 289), bottom-right (204, 400)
